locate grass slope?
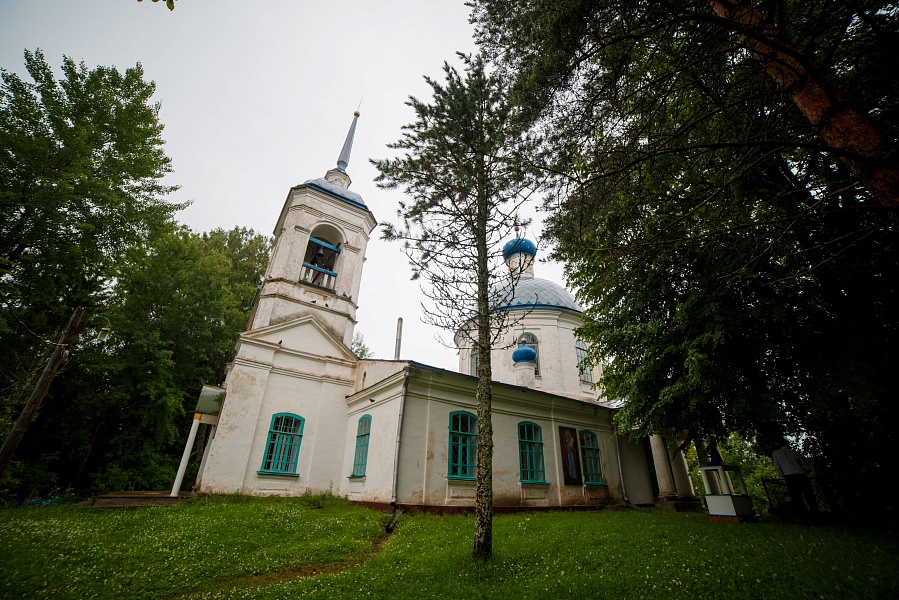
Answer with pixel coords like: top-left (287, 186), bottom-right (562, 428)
top-left (1, 497), bottom-right (896, 599)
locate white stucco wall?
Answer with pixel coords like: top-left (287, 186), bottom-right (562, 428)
top-left (391, 367), bottom-right (624, 508)
top-left (342, 371), bottom-right (408, 502)
top-left (199, 317), bottom-right (358, 496)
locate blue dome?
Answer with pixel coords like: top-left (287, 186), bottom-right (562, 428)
top-left (492, 277), bottom-right (582, 314)
top-left (502, 237), bottom-right (537, 260)
top-left (512, 343), bottom-right (538, 363)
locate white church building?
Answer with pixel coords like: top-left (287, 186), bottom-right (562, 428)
top-left (192, 115), bottom-right (698, 511)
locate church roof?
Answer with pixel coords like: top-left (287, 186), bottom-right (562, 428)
top-left (304, 177), bottom-right (368, 210)
top-left (493, 276), bottom-right (582, 313)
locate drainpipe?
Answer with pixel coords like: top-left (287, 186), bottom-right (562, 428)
top-left (613, 423), bottom-right (631, 507)
top-left (390, 368), bottom-right (410, 504)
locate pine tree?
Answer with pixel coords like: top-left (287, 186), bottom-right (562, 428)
top-left (373, 54), bottom-right (539, 558)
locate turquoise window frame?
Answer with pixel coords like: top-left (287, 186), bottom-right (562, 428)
top-left (579, 430), bottom-right (605, 484)
top-left (351, 415), bottom-right (372, 478)
top-left (518, 421), bottom-right (546, 483)
top-left (449, 411), bottom-right (478, 480)
top-left (258, 413), bottom-right (304, 476)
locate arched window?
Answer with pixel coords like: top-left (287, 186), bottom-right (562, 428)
top-left (449, 411), bottom-right (478, 479)
top-left (469, 347), bottom-right (479, 376)
top-left (518, 421), bottom-right (546, 483)
top-left (576, 340), bottom-right (592, 383)
top-left (518, 332), bottom-right (540, 375)
top-left (579, 430), bottom-right (605, 484)
top-left (300, 224), bottom-right (342, 290)
top-left (351, 415), bottom-right (372, 477)
top-left (259, 413), bottom-right (304, 475)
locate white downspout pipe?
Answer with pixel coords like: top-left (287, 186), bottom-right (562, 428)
top-left (390, 369), bottom-right (410, 504)
top-left (171, 413), bottom-right (201, 497)
top-left (613, 423), bottom-right (631, 507)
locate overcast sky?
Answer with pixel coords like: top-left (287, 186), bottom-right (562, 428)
top-left (0, 0), bottom-right (565, 371)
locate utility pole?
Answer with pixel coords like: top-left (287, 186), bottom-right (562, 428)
top-left (0, 307), bottom-right (84, 476)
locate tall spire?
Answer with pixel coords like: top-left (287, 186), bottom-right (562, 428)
top-left (324, 111), bottom-right (360, 190)
top-left (337, 110), bottom-right (360, 172)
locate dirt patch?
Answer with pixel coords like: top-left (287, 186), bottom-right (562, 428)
top-left (179, 533), bottom-right (391, 597)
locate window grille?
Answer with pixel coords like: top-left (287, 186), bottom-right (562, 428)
top-left (259, 413), bottom-right (304, 475)
top-left (449, 411), bottom-right (478, 479)
top-left (579, 430), bottom-right (605, 484)
top-left (351, 415), bottom-right (371, 477)
top-left (518, 422), bottom-right (546, 483)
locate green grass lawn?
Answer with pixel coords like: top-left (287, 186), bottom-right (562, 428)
top-left (1, 496), bottom-right (896, 599)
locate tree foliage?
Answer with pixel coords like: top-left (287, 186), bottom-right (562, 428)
top-left (2, 227), bottom-right (269, 498)
top-left (0, 50), bottom-right (271, 499)
top-left (472, 1), bottom-right (899, 511)
top-left (373, 54), bottom-right (539, 557)
top-left (137, 0), bottom-right (176, 10)
top-left (351, 332), bottom-right (373, 359)
top-left (0, 49), bottom-right (180, 442)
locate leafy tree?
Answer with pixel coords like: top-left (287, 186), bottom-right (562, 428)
top-left (472, 0), bottom-right (899, 209)
top-left (0, 49), bottom-right (180, 438)
top-left (472, 1), bottom-right (899, 513)
top-left (137, 0), bottom-right (176, 10)
top-left (373, 54), bottom-right (539, 558)
top-left (2, 227), bottom-right (269, 499)
top-left (351, 332), bottom-right (373, 359)
top-left (0, 50), bottom-right (270, 501)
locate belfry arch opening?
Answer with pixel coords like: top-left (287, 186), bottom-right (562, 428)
top-left (301, 223), bottom-right (343, 290)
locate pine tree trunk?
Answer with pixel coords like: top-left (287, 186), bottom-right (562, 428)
top-left (709, 0), bottom-right (899, 209)
top-left (473, 158), bottom-right (494, 559)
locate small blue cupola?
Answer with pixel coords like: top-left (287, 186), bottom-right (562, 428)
top-left (502, 227), bottom-right (537, 278)
top-left (502, 237), bottom-right (538, 260)
top-left (512, 342), bottom-right (538, 364)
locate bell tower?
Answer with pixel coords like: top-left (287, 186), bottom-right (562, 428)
top-left (250, 112), bottom-right (376, 346)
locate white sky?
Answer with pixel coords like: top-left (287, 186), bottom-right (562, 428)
top-left (0, 0), bottom-right (565, 371)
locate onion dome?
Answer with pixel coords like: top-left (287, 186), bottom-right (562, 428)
top-left (502, 237), bottom-right (537, 260)
top-left (493, 276), bottom-right (582, 314)
top-left (512, 342), bottom-right (538, 363)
